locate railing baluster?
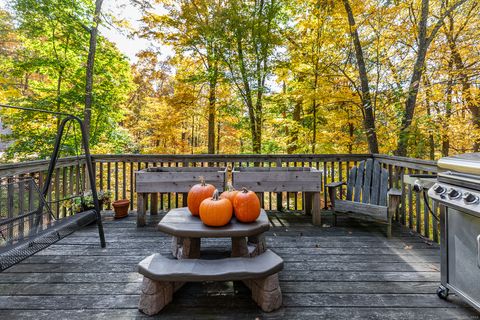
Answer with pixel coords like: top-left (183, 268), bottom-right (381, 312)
top-left (423, 171), bottom-right (430, 239)
top-left (432, 200), bottom-right (439, 242)
top-left (99, 161), bottom-right (104, 191)
top-left (28, 173), bottom-right (35, 230)
top-left (416, 184), bottom-right (422, 234)
top-left (323, 162), bottom-right (327, 209)
top-left (122, 161), bottom-right (127, 201)
top-left (130, 162), bottom-right (134, 210)
top-left (7, 177), bottom-right (14, 242)
top-left (18, 175), bottom-right (25, 241)
top-left (407, 168), bottom-right (413, 229)
top-left (54, 168), bottom-right (60, 219)
top-left (62, 167), bottom-right (67, 218)
top-left (400, 168), bottom-right (406, 225)
top-left (107, 162), bottom-right (111, 209)
top-left (114, 162), bottom-right (119, 201)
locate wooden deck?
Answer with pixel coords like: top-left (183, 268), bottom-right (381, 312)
top-left (0, 211), bottom-right (478, 319)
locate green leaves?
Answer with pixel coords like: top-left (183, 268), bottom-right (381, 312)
top-left (0, 1), bottom-right (134, 160)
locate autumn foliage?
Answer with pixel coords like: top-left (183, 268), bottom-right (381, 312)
top-left (0, 0), bottom-right (479, 160)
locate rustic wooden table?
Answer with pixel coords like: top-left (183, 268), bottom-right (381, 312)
top-left (137, 207), bottom-right (283, 314)
top-left (158, 207), bottom-right (270, 258)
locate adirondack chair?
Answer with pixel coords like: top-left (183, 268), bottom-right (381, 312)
top-left (326, 159), bottom-right (402, 238)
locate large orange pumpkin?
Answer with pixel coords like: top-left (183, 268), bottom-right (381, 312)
top-left (233, 188), bottom-right (261, 223)
top-left (187, 177), bottom-right (215, 216)
top-left (199, 190), bottom-right (233, 227)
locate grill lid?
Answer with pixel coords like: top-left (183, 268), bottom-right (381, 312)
top-left (438, 153), bottom-right (480, 175)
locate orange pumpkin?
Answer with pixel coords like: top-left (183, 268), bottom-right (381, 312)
top-left (199, 189), bottom-right (233, 227)
top-left (233, 188), bottom-right (261, 223)
top-left (187, 177), bottom-right (216, 216)
top-left (219, 183), bottom-right (239, 212)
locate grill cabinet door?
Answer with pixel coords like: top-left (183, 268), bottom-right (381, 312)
top-left (447, 208), bottom-right (480, 305)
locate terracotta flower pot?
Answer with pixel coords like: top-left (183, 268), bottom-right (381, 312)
top-left (112, 199), bottom-right (130, 219)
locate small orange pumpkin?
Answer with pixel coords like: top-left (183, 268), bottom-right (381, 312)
top-left (187, 176), bottom-right (216, 216)
top-left (233, 188), bottom-right (261, 223)
top-left (220, 183), bottom-right (239, 212)
top-left (199, 189), bottom-right (233, 227)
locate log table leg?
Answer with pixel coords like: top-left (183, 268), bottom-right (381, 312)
top-left (231, 237), bottom-right (249, 257)
top-left (232, 235), bottom-right (267, 257)
top-left (171, 236), bottom-right (200, 259)
top-left (247, 234), bottom-right (267, 257)
top-left (243, 273), bottom-right (282, 312)
top-left (137, 193), bottom-right (147, 227)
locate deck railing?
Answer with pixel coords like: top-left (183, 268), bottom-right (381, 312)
top-left (0, 154), bottom-right (439, 242)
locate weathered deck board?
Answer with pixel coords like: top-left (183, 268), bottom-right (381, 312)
top-left (0, 212), bottom-right (477, 320)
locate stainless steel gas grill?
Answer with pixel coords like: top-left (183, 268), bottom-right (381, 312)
top-left (428, 153), bottom-right (480, 312)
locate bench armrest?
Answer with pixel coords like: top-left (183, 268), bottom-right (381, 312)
top-left (326, 181), bottom-right (346, 188)
top-left (387, 188), bottom-right (402, 197)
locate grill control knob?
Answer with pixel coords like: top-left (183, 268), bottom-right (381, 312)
top-left (433, 184), bottom-right (446, 194)
top-left (447, 188), bottom-right (461, 199)
top-left (463, 192), bottom-right (479, 205)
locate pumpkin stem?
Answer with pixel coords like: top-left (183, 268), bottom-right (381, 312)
top-left (241, 187), bottom-right (248, 193)
top-left (199, 176), bottom-right (206, 186)
top-left (212, 189), bottom-right (219, 200)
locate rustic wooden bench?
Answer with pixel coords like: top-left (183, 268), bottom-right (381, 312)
top-left (138, 249), bottom-right (284, 315)
top-left (327, 159), bottom-right (402, 237)
top-left (135, 167), bottom-right (226, 226)
top-left (232, 167), bottom-right (323, 225)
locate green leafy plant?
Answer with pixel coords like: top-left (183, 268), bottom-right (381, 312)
top-left (63, 190), bottom-right (112, 214)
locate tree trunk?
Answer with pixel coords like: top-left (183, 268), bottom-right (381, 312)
top-left (83, 0), bottom-right (103, 143)
top-left (216, 121), bottom-right (220, 154)
top-left (348, 122), bottom-right (354, 154)
top-left (207, 76), bottom-right (217, 154)
top-left (235, 32), bottom-right (261, 154)
top-left (448, 34), bottom-right (480, 151)
top-left (396, 0), bottom-right (468, 156)
top-left (397, 0), bottom-right (429, 156)
top-left (342, 0), bottom-right (379, 154)
top-left (442, 54), bottom-right (455, 157)
top-left (56, 68), bottom-right (64, 130)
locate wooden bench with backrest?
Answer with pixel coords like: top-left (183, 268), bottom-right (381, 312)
top-left (326, 159), bottom-right (401, 237)
top-left (137, 249), bottom-right (284, 315)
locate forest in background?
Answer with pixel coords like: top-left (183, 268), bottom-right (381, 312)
top-left (0, 0), bottom-right (479, 161)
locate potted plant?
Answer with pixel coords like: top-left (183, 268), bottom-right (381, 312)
top-left (112, 199), bottom-right (130, 219)
top-left (63, 190), bottom-right (112, 215)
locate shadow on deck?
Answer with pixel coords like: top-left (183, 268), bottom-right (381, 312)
top-left (0, 211), bottom-right (478, 319)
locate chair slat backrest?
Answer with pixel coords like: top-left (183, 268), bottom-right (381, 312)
top-left (370, 161), bottom-right (382, 205)
top-left (378, 168), bottom-right (389, 206)
top-left (353, 161), bottom-right (364, 202)
top-left (347, 160), bottom-right (389, 206)
top-left (345, 166), bottom-right (357, 201)
top-left (362, 159), bottom-right (373, 203)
